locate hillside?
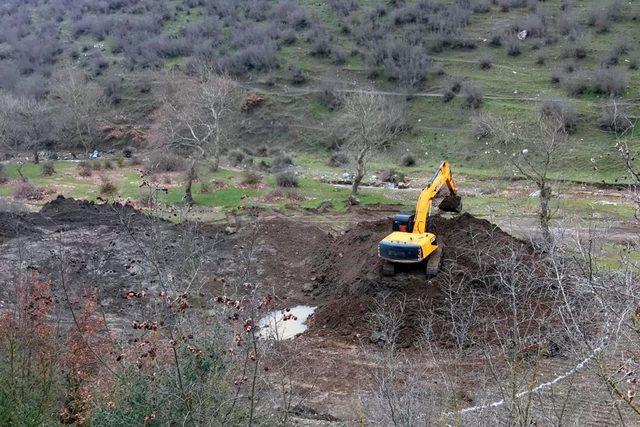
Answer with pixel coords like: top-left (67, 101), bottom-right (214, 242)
top-left (0, 0), bottom-right (639, 182)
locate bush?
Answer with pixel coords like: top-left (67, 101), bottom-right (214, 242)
top-left (77, 161), bottom-right (92, 177)
top-left (591, 67), bottom-right (629, 96)
top-left (13, 180), bottom-right (46, 200)
top-left (560, 41), bottom-right (587, 60)
top-left (227, 150), bottom-right (245, 167)
top-left (99, 180), bottom-right (118, 197)
top-left (241, 170), bottom-right (262, 185)
top-left (561, 71), bottom-right (589, 96)
top-left (328, 152), bottom-right (349, 167)
top-left (489, 34), bottom-right (502, 47)
top-left (587, 9), bottom-right (610, 33)
top-left (506, 40), bottom-right (521, 56)
top-left (103, 159), bottom-right (113, 170)
top-left (601, 37), bottom-right (630, 66)
top-left (550, 70), bottom-right (562, 84)
top-left (287, 63), bottom-right (306, 85)
top-left (379, 169), bottom-right (406, 184)
top-left (0, 164), bottom-right (7, 184)
top-left (271, 155), bottom-right (293, 172)
top-left (146, 153), bottom-right (186, 173)
top-left (540, 99), bottom-right (578, 134)
top-left (400, 153), bottom-right (416, 167)
top-left (276, 170), bottom-right (299, 188)
top-left (462, 82), bottom-right (483, 109)
top-left (479, 55), bottom-right (492, 70)
top-left (629, 54), bottom-right (639, 71)
top-left (599, 103), bottom-right (634, 133)
top-left (318, 85), bottom-right (344, 111)
top-left (41, 161), bottom-right (55, 176)
top-left (535, 51), bottom-right (546, 65)
top-left (472, 0), bottom-right (490, 13)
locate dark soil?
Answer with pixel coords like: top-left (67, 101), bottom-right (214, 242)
top-left (310, 213), bottom-right (538, 346)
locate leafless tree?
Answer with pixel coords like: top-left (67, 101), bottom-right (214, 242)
top-left (506, 106), bottom-right (570, 244)
top-left (340, 92), bottom-right (406, 204)
top-left (159, 72), bottom-right (242, 205)
top-left (607, 100), bottom-right (639, 221)
top-left (48, 68), bottom-right (104, 155)
top-left (0, 92), bottom-right (51, 163)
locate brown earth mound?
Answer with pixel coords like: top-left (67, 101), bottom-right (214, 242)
top-left (310, 213), bottom-right (540, 346)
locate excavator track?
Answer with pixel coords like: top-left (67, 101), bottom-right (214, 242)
top-left (425, 245), bottom-right (443, 278)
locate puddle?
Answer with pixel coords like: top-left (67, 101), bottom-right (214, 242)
top-left (258, 305), bottom-right (316, 340)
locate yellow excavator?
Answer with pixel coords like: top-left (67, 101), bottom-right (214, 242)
top-left (378, 161), bottom-right (461, 277)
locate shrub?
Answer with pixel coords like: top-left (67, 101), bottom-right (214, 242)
top-left (13, 180), bottom-right (46, 200)
top-left (535, 51), bottom-right (546, 65)
top-left (103, 159), bottom-right (113, 170)
top-left (599, 103), bottom-right (634, 133)
top-left (462, 82), bottom-right (483, 109)
top-left (328, 152), bottom-right (349, 167)
top-left (472, 0), bottom-right (490, 13)
top-left (540, 99), bottom-right (578, 134)
top-left (271, 155), bottom-right (293, 172)
top-left (489, 34), bottom-right (502, 47)
top-left (591, 67), bottom-right (629, 96)
top-left (629, 54), bottom-right (639, 71)
top-left (115, 157), bottom-right (125, 168)
top-left (41, 161), bottom-right (55, 176)
top-left (601, 37), bottom-right (630, 66)
top-left (587, 9), bottom-right (610, 33)
top-left (379, 169), bottom-right (406, 184)
top-left (227, 150), bottom-right (245, 167)
top-left (479, 55), bottom-right (492, 70)
top-left (241, 170), bottom-right (262, 185)
top-left (0, 164), bottom-right (7, 184)
top-left (400, 153), bottom-right (416, 167)
top-left (561, 71), bottom-right (589, 96)
top-left (332, 49), bottom-right (347, 65)
top-left (287, 63), bottom-right (306, 85)
top-left (560, 41), bottom-right (587, 60)
top-left (318, 84), bottom-right (344, 111)
top-left (146, 153), bottom-right (187, 173)
top-left (256, 146), bottom-right (269, 157)
top-left (276, 170), bottom-right (299, 187)
top-left (549, 70), bottom-right (562, 84)
top-left (506, 40), bottom-right (521, 56)
top-left (77, 161), bottom-right (92, 177)
top-left (99, 180), bottom-right (118, 197)
top-left (129, 156), bottom-right (142, 166)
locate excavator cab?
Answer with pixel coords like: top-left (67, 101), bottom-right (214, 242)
top-left (391, 212), bottom-right (415, 232)
top-left (378, 162), bottom-right (461, 277)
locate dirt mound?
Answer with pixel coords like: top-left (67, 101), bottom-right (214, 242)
top-left (310, 213), bottom-right (537, 346)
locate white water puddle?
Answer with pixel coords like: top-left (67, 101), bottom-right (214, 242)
top-left (258, 305), bottom-right (316, 340)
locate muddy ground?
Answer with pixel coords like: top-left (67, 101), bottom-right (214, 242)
top-left (0, 197), bottom-right (630, 423)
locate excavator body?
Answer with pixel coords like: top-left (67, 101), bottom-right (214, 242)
top-left (378, 162), bottom-right (461, 276)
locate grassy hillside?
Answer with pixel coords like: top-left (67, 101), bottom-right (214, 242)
top-left (0, 0), bottom-right (639, 183)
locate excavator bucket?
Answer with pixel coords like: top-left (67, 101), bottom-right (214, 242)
top-left (438, 194), bottom-right (462, 213)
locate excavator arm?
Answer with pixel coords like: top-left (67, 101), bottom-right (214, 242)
top-left (412, 161), bottom-right (459, 234)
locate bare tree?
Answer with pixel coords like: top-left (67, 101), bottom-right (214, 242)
top-left (607, 100), bottom-right (639, 221)
top-left (340, 92), bottom-right (406, 204)
top-left (49, 68), bottom-right (104, 155)
top-left (159, 73), bottom-right (242, 205)
top-left (0, 92), bottom-right (51, 163)
top-left (507, 106), bottom-right (569, 244)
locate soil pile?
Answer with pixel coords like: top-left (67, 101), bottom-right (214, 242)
top-left (310, 213), bottom-right (538, 345)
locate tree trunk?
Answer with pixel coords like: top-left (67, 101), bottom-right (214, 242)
top-left (210, 145), bottom-right (220, 172)
top-left (33, 150), bottom-right (39, 164)
top-left (538, 184), bottom-right (552, 244)
top-left (183, 162), bottom-right (197, 206)
top-left (349, 153), bottom-right (366, 205)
